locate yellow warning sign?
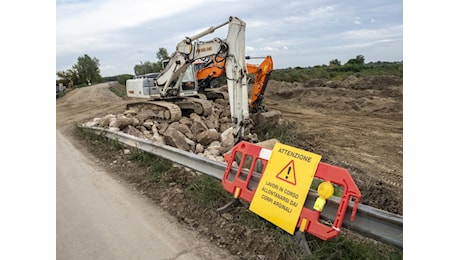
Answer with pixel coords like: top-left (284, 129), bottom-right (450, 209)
top-left (249, 143), bottom-right (322, 234)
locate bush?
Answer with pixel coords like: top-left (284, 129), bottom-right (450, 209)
top-left (117, 74), bottom-right (134, 85)
top-left (271, 62), bottom-right (402, 82)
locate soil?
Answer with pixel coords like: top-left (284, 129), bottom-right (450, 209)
top-left (263, 77), bottom-right (403, 215)
top-left (56, 76), bottom-right (403, 258)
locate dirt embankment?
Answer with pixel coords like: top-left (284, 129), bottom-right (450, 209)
top-left (263, 76), bottom-right (403, 214)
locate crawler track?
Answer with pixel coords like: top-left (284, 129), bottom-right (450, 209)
top-left (126, 100), bottom-right (182, 122)
top-left (125, 97), bottom-right (213, 122)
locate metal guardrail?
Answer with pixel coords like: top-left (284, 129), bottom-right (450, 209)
top-left (84, 126), bottom-right (403, 249)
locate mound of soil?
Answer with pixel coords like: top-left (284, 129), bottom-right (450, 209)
top-left (263, 76), bottom-right (403, 214)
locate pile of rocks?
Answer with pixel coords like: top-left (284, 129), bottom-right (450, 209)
top-left (83, 99), bottom-right (285, 162)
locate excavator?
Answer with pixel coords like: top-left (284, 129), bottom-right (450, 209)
top-left (194, 55), bottom-right (273, 113)
top-left (126, 16), bottom-right (250, 142)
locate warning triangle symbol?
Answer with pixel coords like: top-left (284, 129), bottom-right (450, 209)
top-left (276, 160), bottom-right (296, 185)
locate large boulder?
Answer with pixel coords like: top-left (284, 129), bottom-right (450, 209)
top-left (122, 125), bottom-right (145, 139)
top-left (190, 114), bottom-right (209, 136)
top-left (251, 109), bottom-right (285, 127)
top-left (177, 124), bottom-right (194, 140)
top-left (221, 127), bottom-right (234, 149)
top-left (196, 129), bottom-right (220, 146)
top-left (163, 128), bottom-right (192, 151)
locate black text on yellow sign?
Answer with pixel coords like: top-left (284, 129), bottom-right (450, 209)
top-left (249, 143), bottom-right (322, 234)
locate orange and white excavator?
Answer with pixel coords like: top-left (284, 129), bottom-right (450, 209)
top-left (195, 55), bottom-right (273, 113)
top-left (125, 16), bottom-right (251, 141)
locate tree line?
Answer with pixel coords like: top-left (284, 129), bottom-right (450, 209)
top-left (56, 48), bottom-right (170, 88)
top-left (56, 51), bottom-right (401, 88)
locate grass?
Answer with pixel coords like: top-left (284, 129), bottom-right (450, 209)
top-left (271, 62), bottom-right (403, 83)
top-left (231, 200), bottom-right (402, 259)
top-left (186, 175), bottom-right (234, 209)
top-left (127, 148), bottom-right (173, 183)
top-left (109, 85), bottom-right (127, 98)
top-left (75, 124), bottom-right (402, 259)
top-left (254, 121), bottom-right (294, 144)
top-left (56, 91), bottom-right (66, 99)
top-left (75, 125), bottom-right (124, 151)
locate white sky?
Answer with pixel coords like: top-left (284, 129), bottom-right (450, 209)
top-left (56, 0), bottom-right (403, 77)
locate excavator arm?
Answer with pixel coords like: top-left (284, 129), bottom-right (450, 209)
top-left (246, 56), bottom-right (273, 113)
top-left (156, 31), bottom-right (228, 97)
top-left (195, 58), bottom-right (226, 89)
top-left (195, 56), bottom-right (273, 113)
top-left (223, 17), bottom-right (250, 140)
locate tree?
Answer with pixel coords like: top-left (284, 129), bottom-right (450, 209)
top-left (156, 47), bottom-right (170, 62)
top-left (134, 61), bottom-right (155, 76)
top-left (56, 69), bottom-right (78, 86)
top-left (72, 54), bottom-right (103, 85)
top-left (155, 47), bottom-right (170, 71)
top-left (329, 59), bottom-right (341, 66)
top-left (117, 74), bottom-right (134, 86)
top-left (346, 55), bottom-right (365, 65)
top-left (133, 47), bottom-right (170, 75)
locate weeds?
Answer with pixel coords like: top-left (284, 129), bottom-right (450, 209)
top-left (271, 62), bottom-right (402, 82)
top-left (126, 147), bottom-right (174, 183)
top-left (75, 126), bottom-right (124, 152)
top-left (186, 175), bottom-right (233, 209)
top-left (255, 121), bottom-right (294, 144)
top-left (109, 85), bottom-right (127, 98)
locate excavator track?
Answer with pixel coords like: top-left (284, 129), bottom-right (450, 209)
top-left (200, 88), bottom-right (229, 101)
top-left (126, 100), bottom-right (182, 122)
top-left (125, 97), bottom-right (213, 123)
top-left (174, 97), bottom-right (213, 116)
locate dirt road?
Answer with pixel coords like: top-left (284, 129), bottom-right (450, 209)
top-left (56, 83), bottom-right (237, 260)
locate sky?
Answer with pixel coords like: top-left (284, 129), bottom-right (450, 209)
top-left (56, 0), bottom-right (403, 77)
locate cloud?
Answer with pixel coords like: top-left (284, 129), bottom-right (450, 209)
top-left (56, 0), bottom-right (402, 76)
top-left (56, 0), bottom-right (206, 54)
top-left (341, 24), bottom-right (402, 41)
top-left (354, 17), bottom-right (362, 25)
top-left (309, 5), bottom-right (337, 19)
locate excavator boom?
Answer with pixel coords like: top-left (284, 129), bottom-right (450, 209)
top-left (246, 56), bottom-right (273, 113)
top-left (196, 56), bottom-right (273, 113)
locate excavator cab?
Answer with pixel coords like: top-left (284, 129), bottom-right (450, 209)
top-left (155, 59), bottom-right (200, 96)
top-left (126, 64), bottom-right (198, 98)
top-left (180, 65), bottom-right (198, 92)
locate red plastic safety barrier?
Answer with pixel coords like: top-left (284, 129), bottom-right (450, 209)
top-left (222, 141), bottom-right (361, 240)
top-left (296, 162), bottom-right (361, 240)
top-left (222, 141), bottom-right (269, 202)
